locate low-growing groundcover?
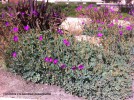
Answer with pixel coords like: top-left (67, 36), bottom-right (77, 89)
top-left (5, 29), bottom-right (133, 100)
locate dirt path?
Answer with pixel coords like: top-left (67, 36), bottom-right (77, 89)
top-left (0, 67), bottom-right (85, 100)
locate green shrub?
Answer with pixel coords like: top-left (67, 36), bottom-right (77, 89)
top-left (83, 19), bottom-right (134, 53)
top-left (50, 2), bottom-right (96, 17)
top-left (5, 29), bottom-right (133, 100)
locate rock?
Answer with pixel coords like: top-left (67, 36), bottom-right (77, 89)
top-left (59, 17), bottom-right (91, 35)
top-left (112, 19), bottom-right (131, 27)
top-left (74, 35), bottom-right (102, 46)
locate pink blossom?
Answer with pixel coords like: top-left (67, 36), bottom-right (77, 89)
top-left (44, 57), bottom-right (49, 62)
top-left (63, 39), bottom-right (70, 47)
top-left (76, 5), bottom-right (83, 11)
top-left (39, 35), bottom-right (43, 41)
top-left (13, 27), bottom-right (19, 33)
top-left (12, 52), bottom-right (17, 58)
top-left (13, 36), bottom-right (19, 42)
top-left (97, 32), bottom-right (103, 37)
top-left (53, 59), bottom-right (58, 64)
top-left (119, 31), bottom-right (123, 36)
top-left (24, 25), bottom-right (30, 31)
top-left (78, 64), bottom-right (84, 70)
top-left (5, 22), bottom-right (9, 27)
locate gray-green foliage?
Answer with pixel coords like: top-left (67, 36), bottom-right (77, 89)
top-left (5, 29), bottom-right (133, 100)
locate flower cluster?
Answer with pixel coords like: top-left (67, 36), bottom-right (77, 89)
top-left (72, 64), bottom-right (84, 70)
top-left (76, 5), bottom-right (83, 11)
top-left (44, 57), bottom-right (58, 65)
top-left (63, 39), bottom-right (70, 46)
top-left (57, 29), bottom-right (63, 35)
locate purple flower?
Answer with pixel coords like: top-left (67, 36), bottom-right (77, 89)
top-left (53, 59), bottom-right (58, 64)
top-left (104, 12), bottom-right (108, 16)
top-left (94, 7), bottom-right (98, 11)
top-left (1, 13), bottom-right (5, 18)
top-left (13, 36), bottom-right (19, 42)
top-left (101, 22), bottom-right (105, 25)
top-left (44, 57), bottom-right (50, 62)
top-left (124, 17), bottom-right (129, 21)
top-left (126, 26), bottom-right (133, 31)
top-left (21, 12), bottom-right (25, 16)
top-left (57, 29), bottom-right (63, 35)
top-left (32, 10), bottom-right (38, 16)
top-left (98, 27), bottom-right (102, 30)
top-left (39, 35), bottom-right (43, 41)
top-left (96, 20), bottom-right (100, 23)
top-left (63, 39), bottom-right (70, 47)
top-left (49, 57), bottom-right (53, 62)
top-left (86, 4), bottom-right (93, 9)
top-left (78, 64), bottom-right (84, 70)
top-left (76, 5), bottom-right (83, 11)
top-left (71, 66), bottom-right (77, 70)
top-left (118, 25), bottom-right (122, 28)
top-left (60, 64), bottom-right (67, 69)
top-left (108, 23), bottom-right (114, 28)
top-left (13, 27), bottom-right (19, 33)
top-left (109, 8), bottom-right (114, 13)
top-left (97, 32), bottom-right (103, 37)
top-left (119, 31), bottom-right (123, 36)
top-left (82, 22), bottom-right (85, 25)
top-left (119, 15), bottom-right (122, 19)
top-left (10, 13), bottom-right (13, 17)
top-left (5, 22), bottom-right (9, 27)
top-left (24, 25), bottom-right (30, 31)
top-left (12, 52), bottom-right (17, 58)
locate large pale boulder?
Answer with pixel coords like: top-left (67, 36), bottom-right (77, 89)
top-left (59, 17), bottom-right (91, 35)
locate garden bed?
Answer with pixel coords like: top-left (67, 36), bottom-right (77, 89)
top-left (0, 0), bottom-right (134, 100)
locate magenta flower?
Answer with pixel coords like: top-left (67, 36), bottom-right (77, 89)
top-left (13, 36), bottom-right (19, 42)
top-left (53, 59), bottom-right (58, 64)
top-left (21, 12), bottom-right (25, 16)
top-left (126, 26), bottom-right (133, 31)
top-left (49, 57), bottom-right (53, 63)
top-left (63, 39), bottom-right (70, 47)
top-left (119, 15), bottom-right (122, 19)
top-left (104, 12), bottom-right (108, 16)
top-left (86, 4), bottom-right (93, 9)
top-left (109, 8), bottom-right (114, 13)
top-left (101, 22), bottom-right (105, 25)
top-left (94, 8), bottom-right (98, 11)
top-left (32, 10), bottom-right (38, 16)
top-left (124, 17), bottom-right (129, 21)
top-left (76, 5), bottom-right (82, 11)
top-left (119, 31), bottom-right (123, 36)
top-left (96, 20), bottom-right (100, 23)
top-left (13, 27), bottom-right (19, 33)
top-left (39, 35), bottom-right (43, 41)
top-left (57, 29), bottom-right (63, 35)
top-left (24, 25), bottom-right (30, 31)
top-left (5, 22), bottom-right (9, 27)
top-left (118, 25), bottom-right (122, 28)
top-left (108, 23), bottom-right (114, 28)
top-left (44, 57), bottom-right (50, 62)
top-left (71, 66), bottom-right (77, 70)
top-left (97, 32), bottom-right (103, 37)
top-left (10, 13), bottom-right (13, 17)
top-left (82, 22), bottom-right (85, 25)
top-left (60, 64), bottom-right (67, 69)
top-left (98, 27), bottom-right (103, 31)
top-left (12, 52), bottom-right (17, 58)
top-left (78, 64), bottom-right (84, 70)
